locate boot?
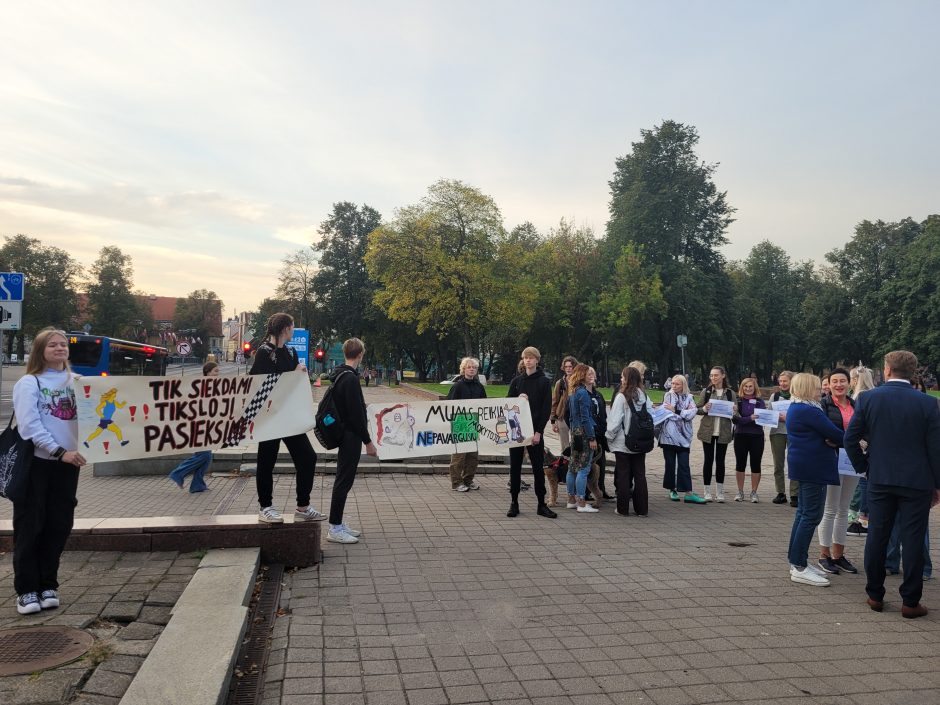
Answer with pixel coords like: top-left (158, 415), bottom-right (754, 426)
top-left (507, 501), bottom-right (519, 517)
top-left (537, 503), bottom-right (557, 519)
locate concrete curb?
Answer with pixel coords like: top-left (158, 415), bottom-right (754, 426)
top-left (119, 548), bottom-right (260, 705)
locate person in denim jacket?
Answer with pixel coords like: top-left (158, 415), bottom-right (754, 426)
top-left (564, 364), bottom-right (598, 513)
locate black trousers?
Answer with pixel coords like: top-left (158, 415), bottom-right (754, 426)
top-left (865, 483), bottom-right (933, 607)
top-left (329, 431), bottom-right (362, 525)
top-left (733, 434), bottom-right (765, 473)
top-left (701, 440), bottom-right (728, 485)
top-left (256, 434), bottom-right (316, 508)
top-left (509, 440), bottom-right (546, 503)
top-left (13, 457), bottom-right (80, 595)
top-left (614, 452), bottom-right (648, 515)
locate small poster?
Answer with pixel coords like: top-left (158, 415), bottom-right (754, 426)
top-left (754, 407), bottom-right (779, 428)
top-left (707, 399), bottom-right (734, 419)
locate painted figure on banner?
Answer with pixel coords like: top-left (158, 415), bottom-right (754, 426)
top-left (375, 404), bottom-right (416, 449)
top-left (84, 388), bottom-right (129, 448)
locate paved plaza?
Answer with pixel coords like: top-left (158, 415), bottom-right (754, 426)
top-left (2, 384), bottom-right (940, 704)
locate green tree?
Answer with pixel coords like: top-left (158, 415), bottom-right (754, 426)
top-left (85, 246), bottom-right (146, 338)
top-left (888, 215), bottom-right (940, 369)
top-left (312, 202), bottom-right (383, 340)
top-left (605, 120), bottom-right (735, 377)
top-left (173, 289), bottom-right (223, 357)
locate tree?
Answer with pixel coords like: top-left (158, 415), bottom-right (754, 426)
top-left (85, 246), bottom-right (146, 338)
top-left (605, 120), bottom-right (735, 377)
top-left (0, 234), bottom-right (82, 356)
top-left (173, 289), bottom-right (223, 357)
top-left (311, 202), bottom-right (383, 340)
top-left (275, 249), bottom-right (319, 331)
top-left (366, 179), bottom-right (505, 357)
top-left (888, 215), bottom-right (940, 369)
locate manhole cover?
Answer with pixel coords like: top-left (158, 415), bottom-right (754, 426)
top-left (0, 626), bottom-right (94, 676)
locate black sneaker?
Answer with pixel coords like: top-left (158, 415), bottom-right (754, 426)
top-left (772, 493), bottom-right (788, 504)
top-left (833, 556), bottom-right (858, 574)
top-left (506, 502), bottom-right (519, 518)
top-left (789, 495), bottom-right (798, 508)
top-left (817, 557), bottom-right (841, 574)
top-left (846, 522), bottom-right (868, 536)
top-left (536, 504), bottom-right (557, 519)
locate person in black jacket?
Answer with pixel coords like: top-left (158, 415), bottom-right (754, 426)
top-left (250, 313), bottom-right (321, 525)
top-left (586, 366), bottom-right (612, 501)
top-left (446, 357), bottom-right (487, 492)
top-left (325, 337), bottom-right (377, 544)
top-left (506, 346), bottom-right (556, 519)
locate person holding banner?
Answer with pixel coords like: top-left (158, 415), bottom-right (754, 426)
top-left (816, 368), bottom-right (860, 575)
top-left (507, 347), bottom-right (556, 519)
top-left (659, 375), bottom-right (706, 504)
top-left (697, 366), bottom-right (736, 503)
top-left (167, 361), bottom-right (220, 493)
top-left (732, 378), bottom-right (766, 503)
top-left (11, 327), bottom-right (87, 615)
top-left (446, 357), bottom-right (487, 492)
top-left (251, 313), bottom-right (321, 525)
top-left (769, 371), bottom-right (795, 506)
top-left (565, 364), bottom-right (598, 513)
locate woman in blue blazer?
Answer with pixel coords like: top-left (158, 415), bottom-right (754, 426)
top-left (785, 373), bottom-right (845, 587)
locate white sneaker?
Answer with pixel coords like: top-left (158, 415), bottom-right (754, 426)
top-left (327, 527), bottom-right (359, 544)
top-left (16, 592), bottom-right (41, 615)
top-left (39, 590), bottom-right (59, 610)
top-left (716, 490), bottom-right (726, 503)
top-left (454, 484), bottom-right (470, 492)
top-left (466, 480), bottom-right (480, 490)
top-left (294, 506), bottom-right (323, 521)
top-left (805, 562), bottom-right (828, 577)
top-left (734, 491), bottom-right (745, 502)
top-left (565, 502), bottom-right (578, 509)
top-left (577, 504), bottom-right (599, 513)
top-left (750, 491), bottom-right (759, 503)
top-left (338, 523), bottom-right (362, 538)
top-left (703, 488), bottom-right (713, 502)
top-left (790, 565), bottom-right (830, 586)
top-left (258, 506), bottom-right (284, 523)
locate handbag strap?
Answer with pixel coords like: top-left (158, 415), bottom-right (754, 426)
top-left (6, 374), bottom-right (41, 429)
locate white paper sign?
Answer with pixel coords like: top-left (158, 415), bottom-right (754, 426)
top-left (650, 405), bottom-right (672, 426)
top-left (707, 399), bottom-right (734, 419)
top-left (838, 448), bottom-right (858, 476)
top-left (771, 399), bottom-right (791, 415)
top-left (754, 407), bottom-right (779, 428)
top-left (77, 371), bottom-right (316, 463)
top-left (367, 397), bottom-right (534, 460)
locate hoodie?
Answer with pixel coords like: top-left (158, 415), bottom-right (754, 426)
top-left (508, 367), bottom-right (552, 433)
top-left (328, 364), bottom-right (371, 444)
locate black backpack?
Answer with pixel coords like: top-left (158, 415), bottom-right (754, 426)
top-left (624, 395), bottom-right (654, 454)
top-left (314, 371), bottom-right (352, 450)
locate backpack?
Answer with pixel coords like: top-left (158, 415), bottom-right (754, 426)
top-left (314, 371), bottom-right (352, 450)
top-left (623, 394), bottom-right (654, 454)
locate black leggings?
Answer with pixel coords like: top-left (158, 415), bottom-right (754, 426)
top-left (329, 430), bottom-right (362, 525)
top-left (509, 440), bottom-right (546, 503)
top-left (256, 434), bottom-right (317, 508)
top-left (734, 434), bottom-right (764, 473)
top-left (701, 440), bottom-right (728, 485)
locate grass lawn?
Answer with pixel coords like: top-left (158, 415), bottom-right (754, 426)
top-left (410, 383), bottom-right (665, 404)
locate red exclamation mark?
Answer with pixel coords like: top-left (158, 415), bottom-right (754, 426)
top-left (267, 400), bottom-right (273, 412)
top-left (249, 422), bottom-right (255, 439)
top-left (129, 405), bottom-right (137, 422)
top-left (83, 385), bottom-right (91, 399)
top-left (143, 404), bottom-right (150, 420)
top-left (103, 441), bottom-right (110, 454)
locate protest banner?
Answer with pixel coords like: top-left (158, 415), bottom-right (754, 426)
top-left (76, 370), bottom-right (316, 463)
top-left (366, 397), bottom-right (534, 460)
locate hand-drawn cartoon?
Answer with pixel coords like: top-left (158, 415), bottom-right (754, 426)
top-left (504, 404), bottom-right (524, 443)
top-left (374, 404), bottom-right (415, 448)
top-left (495, 417), bottom-right (509, 443)
top-left (84, 388), bottom-right (130, 447)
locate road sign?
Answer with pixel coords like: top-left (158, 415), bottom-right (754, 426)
top-left (286, 328), bottom-right (310, 367)
top-left (177, 341), bottom-right (192, 355)
top-left (676, 334), bottom-right (688, 348)
top-left (0, 272), bottom-right (25, 301)
top-left (0, 301), bottom-right (22, 330)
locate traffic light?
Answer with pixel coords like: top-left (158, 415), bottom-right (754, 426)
top-left (242, 342), bottom-right (252, 354)
top-left (315, 349), bottom-right (325, 361)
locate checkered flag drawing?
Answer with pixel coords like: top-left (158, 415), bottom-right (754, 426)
top-left (222, 373), bottom-right (280, 448)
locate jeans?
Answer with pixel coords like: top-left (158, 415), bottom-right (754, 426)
top-left (886, 515), bottom-right (933, 578)
top-left (787, 482), bottom-right (828, 569)
top-left (661, 445), bottom-right (692, 492)
top-left (817, 474), bottom-right (860, 548)
top-left (849, 475), bottom-right (869, 516)
top-left (168, 451), bottom-right (212, 492)
top-left (566, 458), bottom-right (591, 498)
top-left (770, 434), bottom-right (798, 495)
top-left (13, 458), bottom-right (80, 595)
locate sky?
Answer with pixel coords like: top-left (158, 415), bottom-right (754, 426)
top-left (1, 1), bottom-right (938, 318)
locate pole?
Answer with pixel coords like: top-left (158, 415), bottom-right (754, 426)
top-left (0, 329), bottom-right (4, 406)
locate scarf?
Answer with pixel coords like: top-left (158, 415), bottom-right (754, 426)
top-left (791, 396), bottom-right (823, 411)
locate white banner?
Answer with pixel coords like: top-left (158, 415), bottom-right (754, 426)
top-left (367, 397), bottom-right (534, 460)
top-left (76, 371), bottom-right (316, 463)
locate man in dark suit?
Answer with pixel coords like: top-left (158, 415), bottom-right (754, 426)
top-left (845, 350), bottom-right (940, 618)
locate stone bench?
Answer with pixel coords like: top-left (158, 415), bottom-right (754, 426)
top-left (0, 514), bottom-right (322, 566)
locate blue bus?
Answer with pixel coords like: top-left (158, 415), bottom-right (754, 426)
top-left (68, 334), bottom-right (168, 376)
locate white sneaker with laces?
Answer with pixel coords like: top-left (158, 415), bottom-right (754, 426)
top-left (750, 491), bottom-right (759, 503)
top-left (339, 523), bottom-right (362, 538)
top-left (16, 592), bottom-right (41, 615)
top-left (790, 565), bottom-right (830, 586)
top-left (466, 480), bottom-right (480, 490)
top-left (716, 489), bottom-right (726, 503)
top-left (258, 506), bottom-right (284, 523)
top-left (455, 484), bottom-right (470, 492)
top-left (565, 502), bottom-right (578, 509)
top-left (39, 590), bottom-right (59, 609)
top-left (294, 506), bottom-right (323, 522)
top-left (577, 504), bottom-right (599, 513)
top-left (327, 527), bottom-right (359, 544)
top-left (734, 491), bottom-right (745, 502)
top-left (703, 488), bottom-right (713, 502)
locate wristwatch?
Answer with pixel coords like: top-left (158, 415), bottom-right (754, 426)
top-left (52, 447), bottom-right (67, 460)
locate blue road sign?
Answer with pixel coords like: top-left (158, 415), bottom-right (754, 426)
top-left (286, 328), bottom-right (310, 367)
top-left (0, 272), bottom-right (24, 301)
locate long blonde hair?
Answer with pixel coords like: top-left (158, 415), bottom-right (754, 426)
top-left (27, 327), bottom-right (72, 376)
top-left (852, 366), bottom-right (875, 397)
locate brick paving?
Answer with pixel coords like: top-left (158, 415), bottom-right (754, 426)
top-left (2, 383), bottom-right (939, 704)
